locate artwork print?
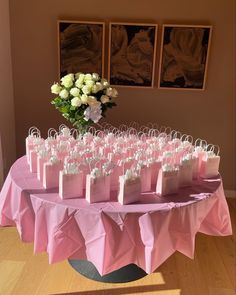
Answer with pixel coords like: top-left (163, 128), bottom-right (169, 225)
top-left (58, 21), bottom-right (105, 78)
top-left (158, 25), bottom-right (212, 90)
top-left (109, 23), bottom-right (157, 87)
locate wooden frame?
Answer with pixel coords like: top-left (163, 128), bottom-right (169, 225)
top-left (158, 24), bottom-right (212, 90)
top-left (58, 20), bottom-right (105, 78)
top-left (108, 22), bottom-right (158, 88)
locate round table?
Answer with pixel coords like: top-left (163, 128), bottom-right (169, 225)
top-left (0, 156), bottom-right (232, 282)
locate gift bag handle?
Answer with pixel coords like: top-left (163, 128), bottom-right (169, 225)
top-left (206, 144), bottom-right (220, 155)
top-left (195, 138), bottom-right (208, 148)
top-left (47, 128), bottom-right (58, 138)
top-left (28, 126), bottom-right (41, 137)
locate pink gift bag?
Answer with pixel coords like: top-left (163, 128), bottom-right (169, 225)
top-left (156, 168), bottom-right (179, 196)
top-left (29, 150), bottom-right (38, 173)
top-left (37, 155), bottom-right (50, 181)
top-left (199, 144), bottom-right (220, 178)
top-left (179, 159), bottom-right (193, 187)
top-left (118, 176), bottom-right (141, 205)
top-left (140, 166), bottom-right (152, 192)
top-left (59, 171), bottom-right (83, 199)
top-left (43, 161), bottom-right (63, 189)
top-left (200, 156), bottom-right (220, 178)
top-left (110, 165), bottom-right (123, 191)
top-left (85, 175), bottom-right (111, 203)
top-left (151, 161), bottom-right (162, 186)
top-left (192, 156), bottom-right (200, 179)
top-left (25, 127), bottom-right (41, 163)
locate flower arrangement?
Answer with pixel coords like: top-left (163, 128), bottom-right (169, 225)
top-left (51, 73), bottom-right (117, 131)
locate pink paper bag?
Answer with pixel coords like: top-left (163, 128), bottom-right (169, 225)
top-left (179, 160), bottom-right (193, 187)
top-left (140, 166), bottom-right (152, 192)
top-left (200, 156), bottom-right (220, 178)
top-left (43, 161), bottom-right (63, 189)
top-left (156, 169), bottom-right (179, 196)
top-left (59, 171), bottom-right (83, 199)
top-left (37, 156), bottom-right (50, 181)
top-left (29, 150), bottom-right (38, 173)
top-left (86, 175), bottom-right (111, 203)
top-left (118, 176), bottom-right (141, 205)
top-left (110, 165), bottom-right (123, 191)
top-left (151, 161), bottom-right (162, 186)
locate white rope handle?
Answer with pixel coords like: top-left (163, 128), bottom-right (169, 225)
top-left (47, 128), bottom-right (57, 138)
top-left (28, 126), bottom-right (41, 137)
top-left (206, 144), bottom-right (220, 155)
top-left (195, 138), bottom-right (208, 148)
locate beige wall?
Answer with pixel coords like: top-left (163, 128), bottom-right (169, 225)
top-left (9, 0), bottom-right (235, 189)
top-left (0, 0), bottom-right (16, 180)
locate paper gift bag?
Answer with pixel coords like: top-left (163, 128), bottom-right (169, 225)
top-left (59, 171), bottom-right (83, 199)
top-left (200, 155), bottom-right (220, 178)
top-left (29, 150), bottom-right (38, 173)
top-left (192, 156), bottom-right (200, 180)
top-left (37, 155), bottom-right (50, 181)
top-left (140, 166), bottom-right (152, 192)
top-left (110, 165), bottom-right (123, 191)
top-left (86, 174), bottom-right (111, 203)
top-left (118, 175), bottom-right (141, 205)
top-left (43, 161), bottom-right (63, 189)
top-left (156, 168), bottom-right (179, 196)
top-left (179, 159), bottom-right (193, 187)
top-left (151, 161), bottom-right (162, 186)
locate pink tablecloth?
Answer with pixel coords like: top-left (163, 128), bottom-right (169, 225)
top-left (0, 156), bottom-right (232, 275)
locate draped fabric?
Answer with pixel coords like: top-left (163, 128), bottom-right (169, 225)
top-left (0, 156), bottom-right (232, 275)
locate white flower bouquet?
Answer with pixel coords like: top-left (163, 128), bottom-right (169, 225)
top-left (51, 73), bottom-right (117, 131)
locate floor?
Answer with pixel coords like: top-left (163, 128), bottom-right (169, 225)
top-left (0, 198), bottom-right (235, 295)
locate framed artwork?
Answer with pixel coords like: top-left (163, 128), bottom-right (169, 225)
top-left (158, 25), bottom-right (212, 90)
top-left (58, 20), bottom-right (105, 78)
top-left (108, 22), bottom-right (158, 87)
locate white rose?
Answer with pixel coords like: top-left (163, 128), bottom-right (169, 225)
top-left (106, 87), bottom-right (118, 97)
top-left (92, 84), bottom-right (100, 93)
top-left (111, 88), bottom-right (118, 97)
top-left (81, 94), bottom-right (89, 104)
top-left (75, 80), bottom-right (83, 88)
top-left (87, 96), bottom-right (99, 106)
top-left (96, 82), bottom-right (103, 91)
top-left (61, 77), bottom-right (73, 88)
top-left (100, 95), bottom-right (110, 104)
top-left (82, 85), bottom-right (92, 95)
top-left (106, 87), bottom-right (113, 96)
top-left (61, 74), bottom-right (74, 88)
top-left (70, 87), bottom-right (80, 97)
top-left (84, 73), bottom-right (92, 80)
top-left (75, 72), bottom-right (83, 79)
top-left (51, 83), bottom-right (62, 94)
top-left (76, 73), bottom-right (85, 84)
top-left (71, 97), bottom-right (82, 107)
top-left (59, 89), bottom-right (69, 99)
top-left (85, 79), bottom-right (95, 87)
top-left (92, 73), bottom-right (99, 81)
top-left (101, 79), bottom-right (110, 88)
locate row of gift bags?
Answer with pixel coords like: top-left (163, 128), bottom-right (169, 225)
top-left (36, 149), bottom-right (220, 204)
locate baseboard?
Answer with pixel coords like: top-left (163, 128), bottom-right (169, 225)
top-left (224, 190), bottom-right (236, 198)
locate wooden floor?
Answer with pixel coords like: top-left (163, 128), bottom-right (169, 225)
top-left (0, 198), bottom-right (235, 295)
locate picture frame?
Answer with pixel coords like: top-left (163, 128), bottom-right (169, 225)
top-left (158, 24), bottom-right (212, 90)
top-left (58, 20), bottom-right (105, 78)
top-left (108, 22), bottom-right (158, 88)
